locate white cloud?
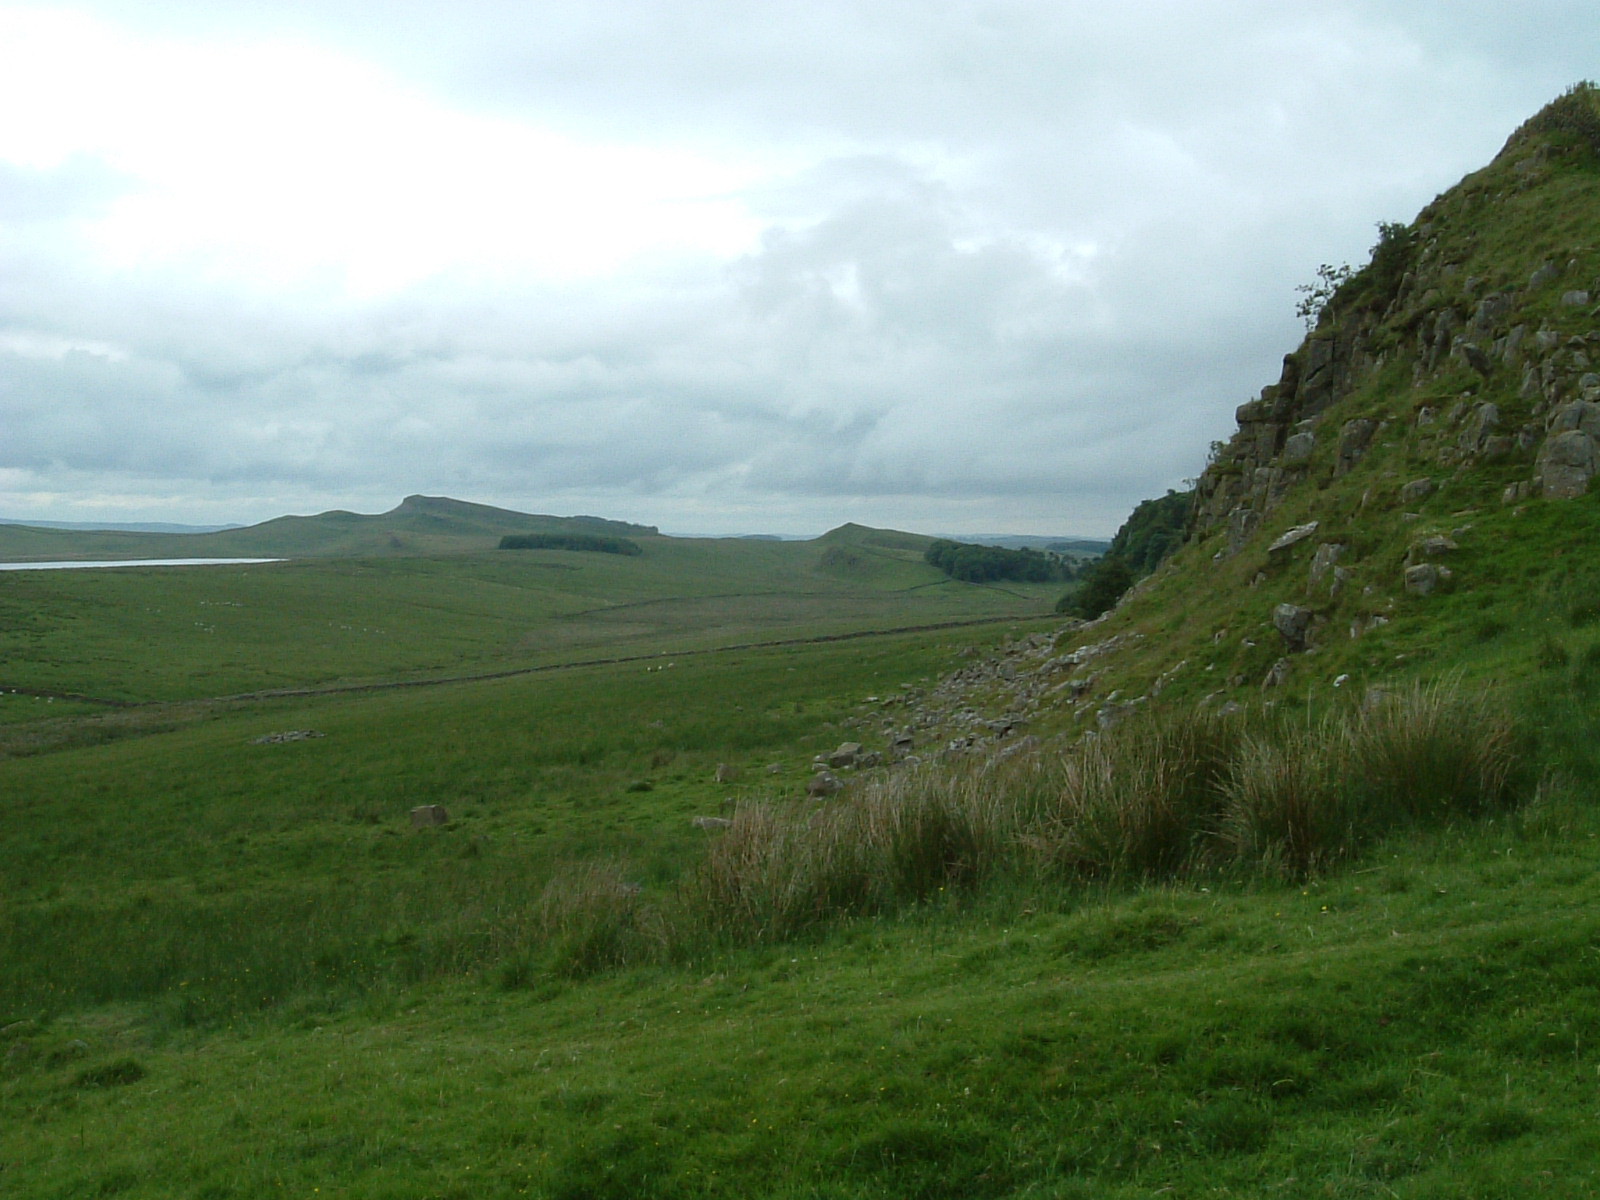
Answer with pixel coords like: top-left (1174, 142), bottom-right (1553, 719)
top-left (0, 1), bottom-right (1596, 535)
top-left (0, 7), bottom-right (770, 294)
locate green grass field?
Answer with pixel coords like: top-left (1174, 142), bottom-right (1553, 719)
top-left (2, 584), bottom-right (1599, 1196)
top-left (2, 648), bottom-right (1598, 1197)
top-left (0, 528), bottom-right (1060, 704)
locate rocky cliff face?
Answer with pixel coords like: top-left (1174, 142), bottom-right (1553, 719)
top-left (1192, 86), bottom-right (1600, 560)
top-left (902, 86), bottom-right (1600, 738)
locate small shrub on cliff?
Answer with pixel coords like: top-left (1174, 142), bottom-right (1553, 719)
top-left (1063, 555), bottom-right (1135, 619)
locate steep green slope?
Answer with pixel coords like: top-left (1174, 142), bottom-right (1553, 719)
top-left (1025, 83), bottom-right (1600, 730)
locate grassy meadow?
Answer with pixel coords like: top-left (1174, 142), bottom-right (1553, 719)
top-left (3, 559), bottom-right (1599, 1195)
top-left (0, 526), bottom-right (1061, 704)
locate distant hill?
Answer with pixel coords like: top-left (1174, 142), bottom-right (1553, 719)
top-left (0, 518), bottom-right (244, 534)
top-left (0, 495), bottom-right (661, 562)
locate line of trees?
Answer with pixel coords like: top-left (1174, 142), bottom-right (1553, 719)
top-left (499, 534), bottom-right (643, 556)
top-left (924, 539), bottom-right (1078, 584)
top-left (1057, 489), bottom-right (1192, 619)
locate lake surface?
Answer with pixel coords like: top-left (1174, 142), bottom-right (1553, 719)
top-left (0, 558), bottom-right (284, 571)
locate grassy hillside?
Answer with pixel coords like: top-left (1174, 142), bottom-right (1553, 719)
top-left (0, 525), bottom-right (1059, 706)
top-left (2, 619), bottom-right (1599, 1197)
top-left (1015, 83), bottom-right (1600, 740)
top-left (0, 494), bottom-right (658, 562)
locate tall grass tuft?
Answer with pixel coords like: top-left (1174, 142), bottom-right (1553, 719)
top-left (1348, 681), bottom-right (1516, 822)
top-left (682, 682), bottom-right (1522, 939)
top-left (1220, 683), bottom-right (1516, 876)
top-left (1219, 725), bottom-right (1354, 876)
top-left (686, 763), bottom-right (1019, 941)
top-left (1030, 712), bottom-right (1244, 879)
top-left (534, 862), bottom-right (666, 978)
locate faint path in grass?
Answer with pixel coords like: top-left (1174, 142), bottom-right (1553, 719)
top-left (0, 684), bottom-right (132, 708)
top-left (0, 611), bottom-right (1059, 716)
top-left (209, 612), bottom-right (1059, 703)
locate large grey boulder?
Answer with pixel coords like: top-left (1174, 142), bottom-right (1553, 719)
top-left (1547, 400), bottom-right (1600, 439)
top-left (1407, 535), bottom-right (1458, 564)
top-left (1272, 603), bottom-right (1315, 652)
top-left (1458, 402), bottom-right (1501, 454)
top-left (1336, 419), bottom-right (1379, 474)
top-left (806, 772), bottom-right (844, 798)
top-left (1308, 543), bottom-right (1347, 590)
top-left (1537, 429), bottom-right (1600, 498)
top-left (1400, 478), bottom-right (1436, 504)
top-left (826, 742), bottom-right (862, 769)
top-left (1227, 508), bottom-right (1262, 554)
top-left (1403, 564), bottom-right (1446, 596)
top-left (1267, 521), bottom-right (1319, 557)
top-left (1454, 339), bottom-right (1494, 377)
top-left (1281, 431), bottom-right (1317, 464)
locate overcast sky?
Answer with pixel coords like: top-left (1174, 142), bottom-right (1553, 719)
top-left (1, 2), bottom-right (1595, 537)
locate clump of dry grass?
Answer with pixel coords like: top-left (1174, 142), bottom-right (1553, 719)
top-left (1027, 711), bottom-right (1244, 879)
top-left (1348, 681), bottom-right (1516, 821)
top-left (1218, 725), bottom-right (1354, 876)
top-left (1219, 682), bottom-right (1517, 875)
top-left (547, 681), bottom-right (1523, 957)
top-left (685, 763), bottom-right (1020, 940)
top-left (534, 861), bottom-right (667, 977)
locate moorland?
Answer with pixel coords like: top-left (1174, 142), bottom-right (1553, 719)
top-left (7, 86), bottom-right (1600, 1198)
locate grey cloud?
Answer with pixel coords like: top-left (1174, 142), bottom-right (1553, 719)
top-left (4, 2), bottom-right (1599, 533)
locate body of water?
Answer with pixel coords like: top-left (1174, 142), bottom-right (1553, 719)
top-left (0, 558), bottom-right (284, 571)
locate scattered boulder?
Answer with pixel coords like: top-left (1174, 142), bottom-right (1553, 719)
top-left (1267, 521), bottom-right (1320, 557)
top-left (1227, 508), bottom-right (1262, 554)
top-left (409, 805), bottom-right (450, 828)
top-left (826, 742), bottom-right (862, 769)
top-left (1530, 262), bottom-right (1561, 289)
top-left (1561, 290), bottom-right (1592, 307)
top-left (806, 772), bottom-right (843, 798)
top-left (1400, 478), bottom-right (1436, 504)
top-left (1406, 535), bottom-right (1458, 564)
top-left (1307, 542), bottom-right (1346, 590)
top-left (1403, 563), bottom-right (1447, 596)
top-left (713, 762), bottom-right (740, 784)
top-left (1262, 658), bottom-right (1293, 690)
top-left (1329, 566), bottom-right (1352, 601)
top-left (1272, 603), bottom-right (1315, 652)
top-left (1454, 339), bottom-right (1494, 377)
top-left (1336, 419), bottom-right (1379, 474)
top-left (1281, 430), bottom-right (1317, 464)
top-left (1536, 429), bottom-right (1600, 498)
top-left (1096, 699), bottom-right (1142, 730)
top-left (250, 730), bottom-right (324, 745)
top-left (1546, 399), bottom-right (1600, 438)
top-left (691, 816), bottom-right (733, 830)
top-left (1458, 402), bottom-right (1501, 454)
